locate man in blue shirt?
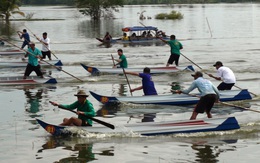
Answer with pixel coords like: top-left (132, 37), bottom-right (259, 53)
top-left (18, 29), bottom-right (30, 49)
top-left (175, 71), bottom-right (219, 120)
top-left (23, 42), bottom-right (43, 79)
top-left (125, 67), bottom-right (157, 95)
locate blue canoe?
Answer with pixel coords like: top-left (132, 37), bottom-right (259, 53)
top-left (36, 116), bottom-right (240, 136)
top-left (80, 63), bottom-right (194, 75)
top-left (89, 89), bottom-right (252, 105)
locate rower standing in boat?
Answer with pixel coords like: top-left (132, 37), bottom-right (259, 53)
top-left (125, 67), bottom-right (157, 95)
top-left (39, 32), bottom-right (52, 60)
top-left (50, 90), bottom-right (96, 126)
top-left (17, 29), bottom-right (30, 49)
top-left (113, 49), bottom-right (128, 68)
top-left (175, 71), bottom-right (220, 120)
top-left (208, 61), bottom-right (236, 90)
top-left (23, 42), bottom-right (44, 79)
top-left (159, 34), bottom-right (183, 67)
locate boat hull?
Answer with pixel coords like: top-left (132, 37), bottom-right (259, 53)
top-left (0, 59), bottom-right (63, 68)
top-left (0, 50), bottom-right (25, 56)
top-left (0, 75), bottom-right (57, 85)
top-left (90, 89), bottom-right (252, 105)
top-left (36, 116), bottom-right (240, 136)
top-left (81, 63), bottom-right (194, 75)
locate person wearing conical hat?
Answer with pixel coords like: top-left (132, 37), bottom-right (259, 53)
top-left (50, 90), bottom-right (96, 126)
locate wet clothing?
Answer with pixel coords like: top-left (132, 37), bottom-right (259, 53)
top-left (139, 73), bottom-right (157, 95)
top-left (60, 100), bottom-right (96, 125)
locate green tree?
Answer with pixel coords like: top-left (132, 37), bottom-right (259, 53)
top-left (75, 0), bottom-right (124, 20)
top-left (0, 0), bottom-right (25, 22)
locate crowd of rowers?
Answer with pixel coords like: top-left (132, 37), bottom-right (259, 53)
top-left (103, 30), bottom-right (167, 42)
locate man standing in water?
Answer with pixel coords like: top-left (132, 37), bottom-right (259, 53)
top-left (159, 34), bottom-right (183, 66)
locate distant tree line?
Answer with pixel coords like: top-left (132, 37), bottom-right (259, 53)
top-left (19, 0), bottom-right (260, 5)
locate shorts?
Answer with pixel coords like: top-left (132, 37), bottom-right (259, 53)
top-left (24, 64), bottom-right (43, 77)
top-left (194, 94), bottom-right (217, 113)
top-left (42, 51), bottom-right (51, 59)
top-left (217, 82), bottom-right (235, 90)
top-left (168, 53), bottom-right (180, 66)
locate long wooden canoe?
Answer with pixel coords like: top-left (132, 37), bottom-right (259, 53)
top-left (81, 63), bottom-right (194, 75)
top-left (89, 89), bottom-right (252, 105)
top-left (0, 59), bottom-right (63, 68)
top-left (0, 75), bottom-right (57, 85)
top-left (0, 50), bottom-right (25, 56)
top-left (36, 116), bottom-right (240, 136)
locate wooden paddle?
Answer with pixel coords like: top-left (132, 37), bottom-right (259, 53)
top-left (122, 67), bottom-right (133, 96)
top-left (111, 54), bottom-right (116, 67)
top-left (25, 25), bottom-right (59, 59)
top-left (49, 101), bottom-right (115, 129)
top-left (0, 37), bottom-right (84, 82)
top-left (179, 53), bottom-right (258, 97)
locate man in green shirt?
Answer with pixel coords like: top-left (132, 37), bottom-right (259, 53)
top-left (50, 90), bottom-right (96, 126)
top-left (114, 49), bottom-right (128, 68)
top-left (160, 35), bottom-right (183, 66)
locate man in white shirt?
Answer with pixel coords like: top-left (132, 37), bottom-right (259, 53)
top-left (40, 32), bottom-right (51, 60)
top-left (208, 61), bottom-right (236, 90)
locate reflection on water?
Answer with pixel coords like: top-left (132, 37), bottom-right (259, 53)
top-left (38, 137), bottom-right (116, 162)
top-left (190, 139), bottom-right (237, 163)
top-left (24, 86), bottom-right (43, 114)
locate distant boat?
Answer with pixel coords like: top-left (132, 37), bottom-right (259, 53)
top-left (0, 75), bottom-right (57, 85)
top-left (36, 116), bottom-right (240, 136)
top-left (96, 26), bottom-right (170, 44)
top-left (80, 63), bottom-right (194, 75)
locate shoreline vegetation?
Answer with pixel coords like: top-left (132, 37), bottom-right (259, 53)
top-left (19, 0), bottom-right (260, 5)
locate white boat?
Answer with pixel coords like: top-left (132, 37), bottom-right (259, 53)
top-left (0, 50), bottom-right (25, 56)
top-left (81, 63), bottom-right (194, 75)
top-left (0, 59), bottom-right (63, 68)
top-left (0, 75), bottom-right (57, 85)
top-left (36, 116), bottom-right (240, 136)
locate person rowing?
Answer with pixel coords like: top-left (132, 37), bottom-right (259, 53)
top-left (50, 90), bottom-right (96, 126)
top-left (125, 67), bottom-right (157, 96)
top-left (175, 71), bottom-right (220, 120)
top-left (23, 42), bottom-right (44, 79)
